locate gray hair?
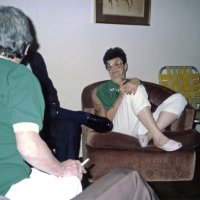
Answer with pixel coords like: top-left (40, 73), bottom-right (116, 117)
top-left (0, 6), bottom-right (33, 59)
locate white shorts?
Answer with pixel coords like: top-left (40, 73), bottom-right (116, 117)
top-left (5, 168), bottom-right (82, 200)
top-left (112, 85), bottom-right (187, 138)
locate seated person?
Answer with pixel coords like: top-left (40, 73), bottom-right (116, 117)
top-left (0, 6), bottom-right (85, 199)
top-left (92, 47), bottom-right (187, 151)
top-left (22, 50), bottom-right (113, 161)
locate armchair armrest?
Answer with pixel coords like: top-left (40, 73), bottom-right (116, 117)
top-left (170, 104), bottom-right (195, 131)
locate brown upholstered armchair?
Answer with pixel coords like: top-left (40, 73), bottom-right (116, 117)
top-left (81, 81), bottom-right (200, 182)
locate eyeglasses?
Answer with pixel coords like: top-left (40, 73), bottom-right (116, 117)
top-left (106, 62), bottom-right (124, 71)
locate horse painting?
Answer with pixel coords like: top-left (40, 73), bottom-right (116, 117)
top-left (108, 0), bottom-right (134, 10)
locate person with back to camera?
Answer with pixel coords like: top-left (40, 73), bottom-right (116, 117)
top-left (0, 6), bottom-right (86, 200)
top-left (92, 47), bottom-right (187, 151)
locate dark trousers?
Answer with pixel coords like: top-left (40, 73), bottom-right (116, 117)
top-left (40, 116), bottom-right (82, 161)
top-left (53, 118), bottom-right (81, 161)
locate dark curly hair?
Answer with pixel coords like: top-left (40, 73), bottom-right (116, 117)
top-left (103, 47), bottom-right (127, 66)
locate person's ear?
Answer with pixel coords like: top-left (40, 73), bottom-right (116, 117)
top-left (24, 44), bottom-right (31, 56)
top-left (124, 63), bottom-right (128, 71)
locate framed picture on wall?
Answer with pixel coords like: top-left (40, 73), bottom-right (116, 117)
top-left (94, 0), bottom-right (151, 25)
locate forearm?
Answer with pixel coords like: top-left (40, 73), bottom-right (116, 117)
top-left (16, 131), bottom-right (64, 177)
top-left (25, 141), bottom-right (63, 176)
top-left (128, 77), bottom-right (141, 85)
top-left (106, 93), bottom-right (124, 120)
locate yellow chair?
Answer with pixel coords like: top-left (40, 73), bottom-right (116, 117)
top-left (158, 66), bottom-right (200, 126)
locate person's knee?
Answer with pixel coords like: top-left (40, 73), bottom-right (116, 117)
top-left (163, 93), bottom-right (187, 117)
top-left (130, 85), bottom-right (151, 114)
top-left (173, 93), bottom-right (187, 108)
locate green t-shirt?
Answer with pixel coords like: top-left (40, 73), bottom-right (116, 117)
top-left (96, 80), bottom-right (120, 110)
top-left (0, 58), bottom-right (45, 195)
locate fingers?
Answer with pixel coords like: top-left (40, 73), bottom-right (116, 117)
top-left (62, 160), bottom-right (87, 180)
top-left (125, 87), bottom-right (135, 95)
top-left (121, 79), bottom-right (127, 86)
top-left (124, 83), bottom-right (137, 95)
top-left (120, 81), bottom-right (138, 95)
top-left (76, 160), bottom-right (87, 174)
top-left (75, 160), bottom-right (87, 180)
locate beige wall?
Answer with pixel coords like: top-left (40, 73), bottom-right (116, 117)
top-left (1, 0), bottom-right (200, 110)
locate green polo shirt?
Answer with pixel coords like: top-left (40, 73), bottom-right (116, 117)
top-left (0, 58), bottom-right (44, 195)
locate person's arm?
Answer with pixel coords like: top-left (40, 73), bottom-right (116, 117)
top-left (91, 88), bottom-right (106, 117)
top-left (92, 87), bottom-right (124, 121)
top-left (106, 78), bottom-right (141, 119)
top-left (128, 77), bottom-right (141, 85)
top-left (106, 92), bottom-right (124, 120)
top-left (26, 51), bottom-right (60, 106)
top-left (15, 130), bottom-right (85, 179)
top-left (123, 77), bottom-right (141, 95)
top-left (10, 64), bottom-right (85, 178)
top-left (92, 78), bottom-right (141, 121)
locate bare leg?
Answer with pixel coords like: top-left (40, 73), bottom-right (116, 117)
top-left (137, 107), bottom-right (168, 146)
top-left (137, 107), bottom-right (182, 151)
top-left (156, 111), bottom-right (178, 131)
top-left (144, 111), bottom-right (178, 143)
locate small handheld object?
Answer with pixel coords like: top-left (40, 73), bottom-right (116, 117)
top-left (81, 158), bottom-right (90, 166)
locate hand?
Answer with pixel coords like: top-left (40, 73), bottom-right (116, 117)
top-left (123, 79), bottom-right (140, 94)
top-left (62, 159), bottom-right (87, 180)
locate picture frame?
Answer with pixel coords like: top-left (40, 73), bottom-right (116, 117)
top-left (94, 0), bottom-right (151, 26)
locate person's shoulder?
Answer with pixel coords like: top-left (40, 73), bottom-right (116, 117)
top-left (0, 59), bottom-right (28, 75)
top-left (17, 63), bottom-right (33, 74)
top-left (98, 80), bottom-right (111, 88)
top-left (97, 80), bottom-right (112, 94)
top-left (10, 62), bottom-right (39, 83)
